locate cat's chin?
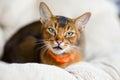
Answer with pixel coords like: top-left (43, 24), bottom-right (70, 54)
top-left (52, 49), bottom-right (64, 55)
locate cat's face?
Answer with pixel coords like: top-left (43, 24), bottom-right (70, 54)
top-left (39, 2), bottom-right (91, 55)
top-left (41, 16), bottom-right (79, 55)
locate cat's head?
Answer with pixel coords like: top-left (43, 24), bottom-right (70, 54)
top-left (39, 2), bottom-right (91, 55)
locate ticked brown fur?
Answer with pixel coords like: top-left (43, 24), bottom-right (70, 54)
top-left (1, 2), bottom-right (91, 68)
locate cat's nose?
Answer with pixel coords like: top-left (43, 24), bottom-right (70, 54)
top-left (56, 40), bottom-right (62, 45)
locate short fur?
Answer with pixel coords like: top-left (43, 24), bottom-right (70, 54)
top-left (1, 2), bottom-right (91, 68)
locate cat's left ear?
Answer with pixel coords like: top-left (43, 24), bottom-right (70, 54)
top-left (75, 12), bottom-right (91, 32)
top-left (39, 2), bottom-right (53, 23)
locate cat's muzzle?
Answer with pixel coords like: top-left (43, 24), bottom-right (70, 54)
top-left (53, 46), bottom-right (63, 50)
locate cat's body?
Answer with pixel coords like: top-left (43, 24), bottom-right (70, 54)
top-left (2, 21), bottom-right (41, 63)
top-left (1, 2), bottom-right (91, 68)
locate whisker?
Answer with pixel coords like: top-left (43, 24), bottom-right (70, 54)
top-left (36, 42), bottom-right (44, 45)
top-left (70, 45), bottom-right (80, 50)
top-left (37, 40), bottom-right (44, 42)
top-left (35, 39), bottom-right (50, 53)
top-left (37, 45), bottom-right (47, 50)
top-left (72, 46), bottom-right (83, 52)
top-left (36, 40), bottom-right (45, 45)
top-left (42, 46), bottom-right (49, 54)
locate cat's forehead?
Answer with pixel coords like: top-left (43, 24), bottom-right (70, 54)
top-left (57, 16), bottom-right (68, 27)
top-left (53, 16), bottom-right (74, 27)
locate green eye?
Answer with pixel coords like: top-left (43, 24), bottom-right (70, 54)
top-left (48, 28), bottom-right (56, 34)
top-left (66, 32), bottom-right (74, 36)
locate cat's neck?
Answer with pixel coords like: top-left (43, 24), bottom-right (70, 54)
top-left (47, 50), bottom-right (74, 64)
top-left (40, 49), bottom-right (83, 68)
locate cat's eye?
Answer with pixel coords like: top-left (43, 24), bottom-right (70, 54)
top-left (48, 28), bottom-right (56, 35)
top-left (66, 32), bottom-right (74, 37)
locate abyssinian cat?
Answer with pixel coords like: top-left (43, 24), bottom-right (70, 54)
top-left (1, 2), bottom-right (91, 68)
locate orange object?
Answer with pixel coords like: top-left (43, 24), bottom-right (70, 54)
top-left (48, 50), bottom-right (74, 64)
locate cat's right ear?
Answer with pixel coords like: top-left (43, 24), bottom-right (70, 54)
top-left (39, 2), bottom-right (53, 23)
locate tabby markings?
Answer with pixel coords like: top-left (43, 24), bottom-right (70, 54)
top-left (57, 16), bottom-right (68, 27)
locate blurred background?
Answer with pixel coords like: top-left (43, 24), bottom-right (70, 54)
top-left (112, 0), bottom-right (120, 17)
top-left (113, 0), bottom-right (120, 17)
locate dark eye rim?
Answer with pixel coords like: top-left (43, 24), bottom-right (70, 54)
top-left (48, 28), bottom-right (56, 35)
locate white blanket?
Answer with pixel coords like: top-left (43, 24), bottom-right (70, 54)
top-left (0, 0), bottom-right (120, 80)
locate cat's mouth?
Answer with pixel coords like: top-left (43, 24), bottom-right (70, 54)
top-left (53, 46), bottom-right (63, 50)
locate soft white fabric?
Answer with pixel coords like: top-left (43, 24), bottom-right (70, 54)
top-left (0, 0), bottom-right (120, 80)
top-left (0, 62), bottom-right (77, 80)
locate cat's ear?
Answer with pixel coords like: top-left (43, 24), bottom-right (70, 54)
top-left (39, 2), bottom-right (53, 23)
top-left (75, 12), bottom-right (91, 31)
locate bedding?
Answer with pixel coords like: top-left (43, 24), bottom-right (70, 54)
top-left (0, 0), bottom-right (120, 80)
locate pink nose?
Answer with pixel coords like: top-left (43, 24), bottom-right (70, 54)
top-left (56, 40), bottom-right (62, 45)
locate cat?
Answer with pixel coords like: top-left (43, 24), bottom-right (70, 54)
top-left (1, 2), bottom-right (91, 68)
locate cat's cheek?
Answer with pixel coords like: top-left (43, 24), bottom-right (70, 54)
top-left (43, 31), bottom-right (54, 40)
top-left (42, 31), bottom-right (49, 39)
top-left (67, 37), bottom-right (77, 44)
top-left (48, 35), bottom-right (55, 41)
